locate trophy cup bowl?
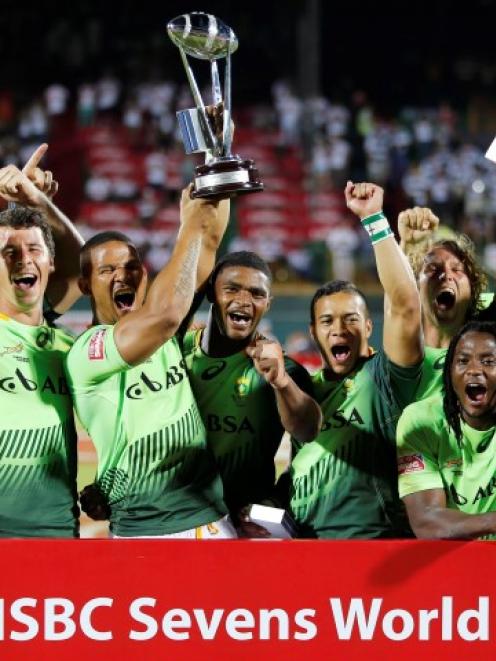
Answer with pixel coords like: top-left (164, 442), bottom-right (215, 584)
top-left (167, 12), bottom-right (264, 199)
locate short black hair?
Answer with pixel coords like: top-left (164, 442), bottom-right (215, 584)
top-left (80, 231), bottom-right (138, 277)
top-left (443, 320), bottom-right (496, 443)
top-left (0, 205), bottom-right (55, 258)
top-left (310, 280), bottom-right (370, 324)
top-left (207, 251), bottom-right (272, 298)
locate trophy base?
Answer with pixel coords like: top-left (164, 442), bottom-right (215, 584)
top-left (191, 157), bottom-right (264, 199)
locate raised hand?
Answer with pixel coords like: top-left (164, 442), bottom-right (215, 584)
top-left (22, 143), bottom-right (58, 199)
top-left (344, 180), bottom-right (384, 220)
top-left (246, 337), bottom-right (289, 389)
top-left (398, 206), bottom-right (439, 248)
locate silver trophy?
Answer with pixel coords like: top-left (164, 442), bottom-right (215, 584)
top-left (167, 12), bottom-right (263, 198)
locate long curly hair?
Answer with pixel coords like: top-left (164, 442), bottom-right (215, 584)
top-left (410, 235), bottom-right (487, 322)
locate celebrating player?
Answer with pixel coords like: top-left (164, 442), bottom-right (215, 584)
top-left (0, 145), bottom-right (84, 537)
top-left (398, 321), bottom-right (496, 539)
top-left (289, 181), bottom-right (423, 538)
top-left (182, 251), bottom-right (321, 536)
top-left (66, 187), bottom-right (237, 538)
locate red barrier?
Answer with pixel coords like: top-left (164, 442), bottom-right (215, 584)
top-left (0, 540), bottom-right (495, 660)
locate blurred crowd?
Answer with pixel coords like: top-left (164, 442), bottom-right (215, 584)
top-left (0, 72), bottom-right (495, 288)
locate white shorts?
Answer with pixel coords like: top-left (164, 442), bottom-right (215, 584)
top-left (112, 515), bottom-right (237, 539)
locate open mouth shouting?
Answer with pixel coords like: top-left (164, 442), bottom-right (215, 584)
top-left (113, 287), bottom-right (136, 312)
top-left (330, 343), bottom-right (351, 365)
top-left (465, 382), bottom-right (488, 407)
top-left (227, 309), bottom-right (253, 332)
top-left (434, 288), bottom-right (456, 313)
top-left (12, 273), bottom-right (38, 292)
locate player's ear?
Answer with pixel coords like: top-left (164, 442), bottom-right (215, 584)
top-left (78, 276), bottom-right (91, 296)
top-left (309, 323), bottom-right (316, 342)
top-left (365, 317), bottom-right (373, 338)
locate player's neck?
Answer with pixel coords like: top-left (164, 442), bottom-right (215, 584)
top-left (423, 316), bottom-right (458, 349)
top-left (0, 300), bottom-right (44, 326)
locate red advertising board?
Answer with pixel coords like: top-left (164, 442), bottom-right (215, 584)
top-left (0, 539), bottom-right (494, 660)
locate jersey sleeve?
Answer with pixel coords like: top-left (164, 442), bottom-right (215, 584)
top-left (396, 401), bottom-right (444, 498)
top-left (284, 356), bottom-right (315, 397)
top-left (65, 325), bottom-right (130, 387)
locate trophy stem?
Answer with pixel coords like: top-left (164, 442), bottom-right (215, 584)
top-left (211, 60), bottom-right (223, 106)
top-left (179, 48), bottom-right (216, 153)
top-left (223, 54), bottom-right (233, 157)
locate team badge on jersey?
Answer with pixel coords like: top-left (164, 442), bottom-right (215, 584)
top-left (232, 376), bottom-right (250, 405)
top-left (88, 329), bottom-right (106, 360)
top-left (398, 453), bottom-right (425, 474)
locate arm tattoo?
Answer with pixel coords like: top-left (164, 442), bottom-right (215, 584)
top-left (174, 236), bottom-right (201, 298)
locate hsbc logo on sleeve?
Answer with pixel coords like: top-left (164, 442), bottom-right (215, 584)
top-left (89, 329), bottom-right (106, 361)
top-left (398, 454), bottom-right (425, 475)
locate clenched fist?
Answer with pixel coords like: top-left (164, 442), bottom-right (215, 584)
top-left (398, 206), bottom-right (439, 249)
top-left (246, 338), bottom-right (289, 389)
top-left (344, 181), bottom-right (384, 220)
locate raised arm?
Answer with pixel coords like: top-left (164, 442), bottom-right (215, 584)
top-left (113, 188), bottom-right (225, 365)
top-left (403, 488), bottom-right (496, 540)
top-left (398, 206), bottom-right (439, 257)
top-left (345, 181), bottom-right (422, 367)
top-left (195, 195), bottom-right (230, 291)
top-left (0, 144), bottom-right (84, 313)
top-left (246, 338), bottom-right (322, 442)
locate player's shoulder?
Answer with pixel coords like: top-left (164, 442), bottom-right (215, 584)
top-left (67, 325), bottom-right (111, 362)
top-left (400, 394), bottom-right (444, 431)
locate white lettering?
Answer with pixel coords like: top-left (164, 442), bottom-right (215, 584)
top-left (442, 596), bottom-right (453, 640)
top-left (294, 608), bottom-right (317, 640)
top-left (457, 597), bottom-right (489, 641)
top-left (10, 598), bottom-right (38, 641)
top-left (259, 608), bottom-right (289, 640)
top-left (44, 598), bottom-right (76, 641)
top-left (418, 609), bottom-right (438, 640)
top-left (193, 609), bottom-right (224, 639)
top-left (330, 597), bottom-right (381, 640)
top-left (225, 609), bottom-right (255, 640)
top-left (80, 598), bottom-right (113, 641)
top-left (162, 609), bottom-right (191, 641)
top-left (129, 597), bottom-right (158, 641)
top-left (382, 609), bottom-right (414, 641)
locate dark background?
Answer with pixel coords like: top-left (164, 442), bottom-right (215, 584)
top-left (1, 0), bottom-right (494, 110)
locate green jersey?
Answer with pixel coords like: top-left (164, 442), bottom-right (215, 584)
top-left (182, 329), bottom-right (314, 513)
top-left (65, 325), bottom-right (226, 537)
top-left (416, 345), bottom-right (446, 401)
top-left (0, 313), bottom-right (78, 537)
top-left (290, 350), bottom-right (421, 538)
top-left (397, 395), bottom-right (496, 538)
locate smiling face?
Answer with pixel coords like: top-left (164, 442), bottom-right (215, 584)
top-left (81, 241), bottom-right (147, 324)
top-left (0, 225), bottom-right (54, 320)
top-left (311, 291), bottom-right (372, 377)
top-left (418, 247), bottom-right (472, 329)
top-left (213, 265), bottom-right (271, 341)
top-left (451, 330), bottom-right (496, 430)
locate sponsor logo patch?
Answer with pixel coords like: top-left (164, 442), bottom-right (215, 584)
top-left (398, 453), bottom-right (425, 475)
top-left (88, 329), bottom-right (106, 360)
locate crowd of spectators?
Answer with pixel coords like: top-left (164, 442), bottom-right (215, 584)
top-left (0, 73), bottom-right (495, 287)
